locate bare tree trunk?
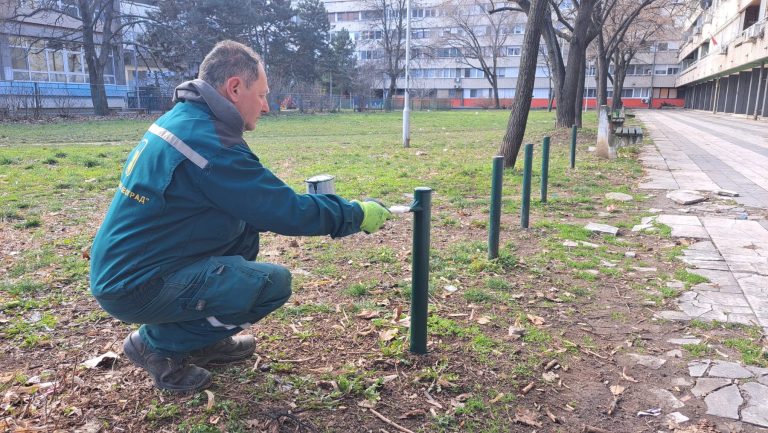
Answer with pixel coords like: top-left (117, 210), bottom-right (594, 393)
top-left (498, 0), bottom-right (547, 168)
top-left (595, 33), bottom-right (609, 107)
top-left (79, 0), bottom-right (112, 115)
top-left (541, 14), bottom-right (564, 113)
top-left (555, 0), bottom-right (596, 127)
top-left (575, 60), bottom-right (585, 127)
top-left (611, 51), bottom-right (628, 110)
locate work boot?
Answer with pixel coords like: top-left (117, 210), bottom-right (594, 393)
top-left (188, 335), bottom-right (256, 366)
top-left (123, 331), bottom-right (212, 393)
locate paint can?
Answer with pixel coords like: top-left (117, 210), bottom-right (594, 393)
top-left (305, 174), bottom-right (336, 194)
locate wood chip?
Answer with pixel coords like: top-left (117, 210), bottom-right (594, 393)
top-left (545, 407), bottom-right (559, 423)
top-left (521, 381), bottom-right (535, 395)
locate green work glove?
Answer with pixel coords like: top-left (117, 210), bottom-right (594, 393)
top-left (353, 199), bottom-right (392, 234)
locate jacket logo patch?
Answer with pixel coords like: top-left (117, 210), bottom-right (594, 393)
top-left (124, 139), bottom-right (149, 177)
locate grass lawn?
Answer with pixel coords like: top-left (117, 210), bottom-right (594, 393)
top-left (0, 110), bottom-right (764, 432)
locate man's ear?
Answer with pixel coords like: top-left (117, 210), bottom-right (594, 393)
top-left (222, 76), bottom-right (243, 103)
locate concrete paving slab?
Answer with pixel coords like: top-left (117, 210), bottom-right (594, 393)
top-left (705, 384), bottom-right (742, 419)
top-left (657, 214), bottom-right (702, 226)
top-left (691, 378), bottom-right (732, 397)
top-left (688, 360), bottom-right (711, 377)
top-left (671, 225), bottom-right (710, 238)
top-left (708, 361), bottom-right (754, 379)
top-left (740, 382), bottom-right (768, 427)
top-left (696, 292), bottom-right (751, 307)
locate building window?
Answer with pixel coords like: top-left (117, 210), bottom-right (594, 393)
top-left (412, 8), bottom-right (437, 18)
top-left (360, 30), bottom-right (382, 40)
top-left (336, 11), bottom-right (360, 21)
top-left (411, 28), bottom-right (430, 39)
top-left (653, 65), bottom-right (680, 75)
top-left (506, 46), bottom-right (521, 56)
top-left (362, 10), bottom-right (382, 19)
top-left (625, 64), bottom-right (652, 75)
top-left (498, 67), bottom-right (519, 78)
top-left (463, 68), bottom-right (485, 78)
top-left (438, 68), bottom-right (461, 78)
top-left (512, 24), bottom-right (525, 34)
top-left (8, 37), bottom-right (110, 84)
top-left (468, 88), bottom-right (487, 98)
top-left (358, 50), bottom-right (382, 60)
top-left (436, 47), bottom-right (461, 57)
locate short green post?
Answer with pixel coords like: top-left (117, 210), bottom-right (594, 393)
top-left (540, 137), bottom-right (550, 203)
top-left (570, 124), bottom-right (577, 169)
top-left (410, 187), bottom-right (432, 354)
top-left (488, 156), bottom-right (504, 259)
top-left (521, 143), bottom-right (533, 229)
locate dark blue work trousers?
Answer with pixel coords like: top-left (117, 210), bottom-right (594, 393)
top-left (97, 228), bottom-right (292, 355)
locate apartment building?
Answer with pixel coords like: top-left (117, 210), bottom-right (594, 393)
top-left (677, 0), bottom-right (768, 117)
top-left (323, 0), bottom-right (685, 108)
top-left (0, 0), bottom-right (131, 114)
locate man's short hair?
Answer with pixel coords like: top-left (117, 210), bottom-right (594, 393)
top-left (198, 40), bottom-right (263, 89)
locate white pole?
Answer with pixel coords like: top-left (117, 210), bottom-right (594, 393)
top-left (402, 0), bottom-right (412, 147)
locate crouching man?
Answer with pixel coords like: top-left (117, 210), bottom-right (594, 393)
top-left (89, 40), bottom-right (391, 393)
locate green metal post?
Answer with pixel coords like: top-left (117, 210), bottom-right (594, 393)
top-left (541, 137), bottom-right (550, 203)
top-left (521, 143), bottom-right (533, 228)
top-left (570, 124), bottom-right (577, 169)
top-left (410, 187), bottom-right (432, 354)
top-left (488, 156), bottom-right (504, 259)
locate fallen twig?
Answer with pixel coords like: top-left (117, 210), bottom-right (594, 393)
top-left (581, 348), bottom-right (608, 360)
top-left (368, 408), bottom-right (417, 433)
top-left (277, 356), bottom-right (317, 363)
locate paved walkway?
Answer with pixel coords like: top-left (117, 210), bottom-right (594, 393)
top-left (635, 110), bottom-right (768, 332)
top-left (636, 110), bottom-right (768, 209)
top-left (636, 110), bottom-right (768, 429)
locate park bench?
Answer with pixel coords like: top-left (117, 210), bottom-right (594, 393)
top-left (608, 109), bottom-right (626, 127)
top-left (614, 126), bottom-right (643, 146)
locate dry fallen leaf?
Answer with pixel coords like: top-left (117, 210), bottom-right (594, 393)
top-left (379, 328), bottom-right (399, 342)
top-left (527, 314), bottom-right (545, 326)
top-left (355, 310), bottom-right (380, 320)
top-left (477, 315), bottom-right (492, 325)
top-left (610, 384), bottom-right (625, 396)
top-left (205, 390), bottom-right (215, 410)
top-left (514, 408), bottom-right (542, 427)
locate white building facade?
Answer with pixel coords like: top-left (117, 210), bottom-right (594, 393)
top-left (323, 0), bottom-right (685, 108)
top-left (677, 0), bottom-right (768, 117)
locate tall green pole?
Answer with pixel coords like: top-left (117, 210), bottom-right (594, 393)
top-left (570, 124), bottom-right (577, 169)
top-left (488, 156), bottom-right (504, 259)
top-left (410, 187), bottom-right (432, 354)
top-left (540, 136), bottom-right (550, 203)
top-left (521, 143), bottom-right (533, 228)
